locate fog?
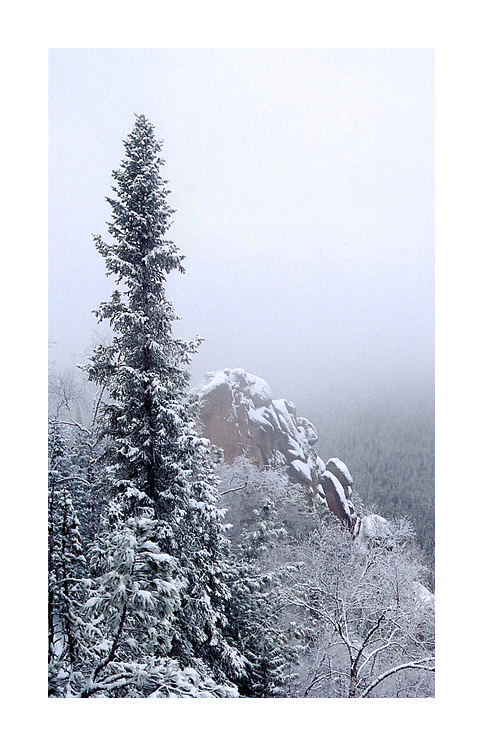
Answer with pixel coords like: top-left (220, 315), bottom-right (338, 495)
top-left (49, 48), bottom-right (434, 413)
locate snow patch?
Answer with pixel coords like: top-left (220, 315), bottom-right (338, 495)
top-left (245, 373), bottom-right (272, 407)
top-left (353, 514), bottom-right (391, 548)
top-left (326, 457), bottom-right (353, 487)
top-left (413, 581), bottom-right (434, 607)
top-left (289, 459), bottom-right (313, 485)
top-left (296, 417), bottom-right (318, 445)
top-left (286, 437), bottom-right (306, 460)
top-left (191, 370), bottom-right (231, 397)
top-left (315, 455), bottom-right (326, 477)
top-left (193, 368), bottom-right (272, 408)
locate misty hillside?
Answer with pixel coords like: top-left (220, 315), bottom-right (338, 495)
top-left (48, 50), bottom-right (435, 700)
top-left (48, 362), bottom-right (435, 570)
top-left (310, 386), bottom-right (435, 572)
top-left (49, 356), bottom-right (435, 699)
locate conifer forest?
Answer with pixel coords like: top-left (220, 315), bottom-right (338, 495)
top-left (48, 110), bottom-right (434, 698)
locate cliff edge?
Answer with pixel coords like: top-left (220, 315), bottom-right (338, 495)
top-left (192, 368), bottom-right (358, 528)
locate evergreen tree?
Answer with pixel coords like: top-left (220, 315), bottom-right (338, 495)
top-left (83, 115), bottom-right (243, 696)
top-left (48, 421), bottom-right (90, 696)
top-left (219, 458), bottom-right (302, 696)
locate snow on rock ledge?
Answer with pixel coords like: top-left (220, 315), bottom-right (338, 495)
top-left (321, 471), bottom-right (354, 528)
top-left (192, 368), bottom-right (357, 522)
top-left (326, 458), bottom-right (354, 488)
top-left (413, 581), bottom-right (434, 608)
top-left (193, 367), bottom-right (432, 618)
top-left (352, 514), bottom-right (391, 548)
top-left (192, 368), bottom-right (322, 487)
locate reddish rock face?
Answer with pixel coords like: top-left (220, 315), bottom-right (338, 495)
top-left (193, 370), bottom-right (429, 571)
top-left (193, 368), bottom-right (357, 525)
top-left (197, 377), bottom-right (252, 464)
top-left (195, 371), bottom-right (275, 466)
top-left (320, 471), bottom-right (354, 529)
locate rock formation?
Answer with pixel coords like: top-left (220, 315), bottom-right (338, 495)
top-left (193, 368), bottom-right (433, 605)
top-left (352, 514), bottom-right (391, 548)
top-left (192, 368), bottom-right (358, 527)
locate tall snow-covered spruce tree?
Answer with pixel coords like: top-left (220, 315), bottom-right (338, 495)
top-left (81, 115), bottom-right (243, 697)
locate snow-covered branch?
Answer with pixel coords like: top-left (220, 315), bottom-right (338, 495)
top-left (360, 657), bottom-right (435, 698)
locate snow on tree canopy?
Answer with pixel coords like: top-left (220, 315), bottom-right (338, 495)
top-left (48, 114), bottom-right (434, 699)
top-left (79, 115), bottom-right (245, 697)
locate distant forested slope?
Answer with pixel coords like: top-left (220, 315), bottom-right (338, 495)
top-left (311, 383), bottom-right (434, 574)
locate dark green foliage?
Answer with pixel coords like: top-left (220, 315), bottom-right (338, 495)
top-left (311, 385), bottom-right (434, 572)
top-left (49, 115), bottom-right (244, 697)
top-left (48, 421), bottom-right (90, 696)
top-left (47, 115), bottom-right (434, 698)
top-left (219, 458), bottom-right (307, 697)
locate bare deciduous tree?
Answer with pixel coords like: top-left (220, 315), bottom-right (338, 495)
top-left (283, 519), bottom-right (434, 698)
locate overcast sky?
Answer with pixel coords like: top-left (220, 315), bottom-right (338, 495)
top-left (49, 48), bottom-right (434, 409)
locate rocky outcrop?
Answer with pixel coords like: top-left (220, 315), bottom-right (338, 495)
top-left (352, 514), bottom-right (391, 548)
top-left (321, 471), bottom-right (355, 528)
top-left (193, 369), bottom-right (434, 607)
top-left (192, 368), bottom-right (357, 523)
top-left (192, 367), bottom-right (433, 571)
